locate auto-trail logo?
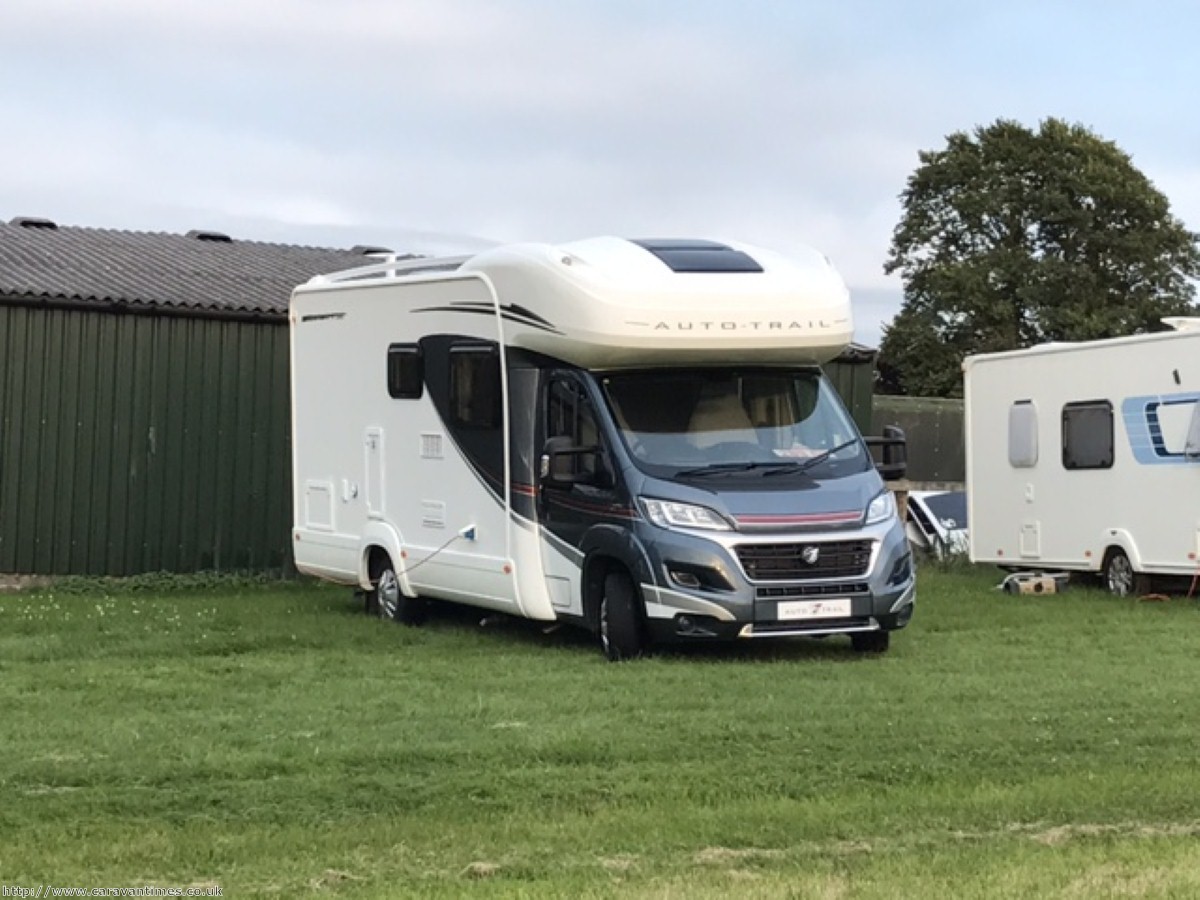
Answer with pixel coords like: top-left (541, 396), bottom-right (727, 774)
top-left (626, 319), bottom-right (845, 332)
top-left (801, 546), bottom-right (821, 565)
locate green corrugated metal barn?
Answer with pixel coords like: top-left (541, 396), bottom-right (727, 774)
top-left (0, 218), bottom-right (382, 576)
top-left (825, 342), bottom-right (876, 437)
top-left (0, 219), bottom-right (879, 577)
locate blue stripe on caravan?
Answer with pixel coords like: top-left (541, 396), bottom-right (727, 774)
top-left (1122, 391), bottom-right (1200, 465)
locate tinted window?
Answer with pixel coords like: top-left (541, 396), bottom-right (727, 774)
top-left (387, 344), bottom-right (422, 399)
top-left (921, 491), bottom-right (967, 528)
top-left (1062, 400), bottom-right (1113, 470)
top-left (546, 377), bottom-right (602, 479)
top-left (449, 345), bottom-right (501, 428)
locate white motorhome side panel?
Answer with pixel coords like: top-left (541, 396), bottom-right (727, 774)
top-left (291, 276), bottom-right (525, 612)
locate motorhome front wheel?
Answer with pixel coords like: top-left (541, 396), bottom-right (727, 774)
top-left (599, 571), bottom-right (647, 662)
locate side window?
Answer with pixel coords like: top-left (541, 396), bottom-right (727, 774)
top-left (1148, 398), bottom-right (1199, 456)
top-left (387, 344), bottom-right (422, 399)
top-left (1062, 400), bottom-right (1113, 470)
top-left (1008, 400), bottom-right (1037, 467)
top-left (1186, 402), bottom-right (1200, 458)
top-left (449, 344), bottom-right (501, 428)
top-left (547, 377), bottom-right (602, 478)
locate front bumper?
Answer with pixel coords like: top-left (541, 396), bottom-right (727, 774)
top-left (638, 520), bottom-right (916, 644)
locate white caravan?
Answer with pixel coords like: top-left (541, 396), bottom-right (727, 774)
top-left (964, 319), bottom-right (1200, 595)
top-left (290, 237), bottom-right (915, 658)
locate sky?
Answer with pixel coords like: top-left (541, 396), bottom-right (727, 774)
top-left (2, 0), bottom-right (1198, 348)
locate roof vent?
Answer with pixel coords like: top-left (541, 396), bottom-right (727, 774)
top-left (631, 238), bottom-right (762, 273)
top-left (186, 229), bottom-right (233, 243)
top-left (10, 216), bottom-right (59, 230)
top-left (349, 245), bottom-right (394, 256)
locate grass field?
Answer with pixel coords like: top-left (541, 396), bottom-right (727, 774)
top-left (2, 565), bottom-right (1200, 898)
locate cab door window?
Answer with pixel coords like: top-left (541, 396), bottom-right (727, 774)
top-left (546, 376), bottom-right (603, 480)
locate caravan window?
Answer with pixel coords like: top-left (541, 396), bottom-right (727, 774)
top-left (386, 344), bottom-right (423, 399)
top-left (449, 345), bottom-right (501, 429)
top-left (1008, 401), bottom-right (1037, 467)
top-left (1062, 400), bottom-right (1113, 470)
top-left (1147, 398), bottom-right (1200, 456)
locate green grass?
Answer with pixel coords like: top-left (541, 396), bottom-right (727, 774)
top-left (2, 568), bottom-right (1200, 897)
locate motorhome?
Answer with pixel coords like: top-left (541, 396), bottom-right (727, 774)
top-left (964, 319), bottom-right (1200, 595)
top-left (289, 237), bottom-right (915, 659)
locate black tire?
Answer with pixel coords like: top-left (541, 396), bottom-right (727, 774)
top-left (1103, 549), bottom-right (1151, 598)
top-left (851, 631), bottom-right (890, 654)
top-left (599, 570), bottom-right (646, 662)
top-left (368, 553), bottom-right (426, 625)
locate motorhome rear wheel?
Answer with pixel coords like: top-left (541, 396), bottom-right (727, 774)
top-left (368, 553), bottom-right (426, 625)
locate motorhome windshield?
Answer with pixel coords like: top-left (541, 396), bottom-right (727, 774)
top-left (601, 368), bottom-right (868, 480)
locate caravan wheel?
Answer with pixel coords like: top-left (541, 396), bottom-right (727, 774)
top-left (368, 554), bottom-right (427, 625)
top-left (1103, 549), bottom-right (1151, 598)
top-left (599, 570), bottom-right (646, 662)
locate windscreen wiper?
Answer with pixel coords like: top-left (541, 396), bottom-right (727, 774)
top-left (677, 461), bottom-right (799, 478)
top-left (761, 438), bottom-right (861, 477)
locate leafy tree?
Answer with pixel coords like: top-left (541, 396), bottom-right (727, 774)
top-left (879, 117), bottom-right (1200, 397)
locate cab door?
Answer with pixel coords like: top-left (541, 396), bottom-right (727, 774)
top-left (537, 372), bottom-right (622, 613)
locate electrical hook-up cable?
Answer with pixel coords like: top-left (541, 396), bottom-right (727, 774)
top-left (398, 525), bottom-right (477, 575)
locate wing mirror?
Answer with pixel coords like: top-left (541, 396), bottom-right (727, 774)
top-left (540, 436), bottom-right (611, 488)
top-left (866, 425), bottom-right (908, 481)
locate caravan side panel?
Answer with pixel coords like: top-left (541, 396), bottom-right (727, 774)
top-left (966, 332), bottom-right (1200, 577)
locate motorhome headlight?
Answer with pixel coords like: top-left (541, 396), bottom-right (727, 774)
top-left (641, 498), bottom-right (731, 532)
top-left (865, 490), bottom-right (897, 526)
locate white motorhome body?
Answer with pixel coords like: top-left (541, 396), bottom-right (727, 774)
top-left (290, 237), bottom-right (915, 657)
top-left (964, 321), bottom-right (1200, 594)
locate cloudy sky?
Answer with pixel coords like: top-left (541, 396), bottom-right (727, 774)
top-left (2, 0), bottom-right (1197, 346)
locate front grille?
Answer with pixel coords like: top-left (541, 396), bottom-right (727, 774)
top-left (756, 582), bottom-right (870, 600)
top-left (735, 540), bottom-right (873, 581)
top-left (748, 617), bottom-right (873, 635)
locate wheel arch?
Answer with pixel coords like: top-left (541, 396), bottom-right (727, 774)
top-left (358, 521), bottom-right (415, 596)
top-left (1100, 536), bottom-right (1153, 596)
top-left (1100, 529), bottom-right (1144, 573)
top-left (579, 525), bottom-right (656, 634)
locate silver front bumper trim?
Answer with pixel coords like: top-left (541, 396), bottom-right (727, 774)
top-left (888, 582), bottom-right (916, 614)
top-left (737, 617), bottom-right (881, 639)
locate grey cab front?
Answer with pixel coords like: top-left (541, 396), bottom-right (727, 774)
top-left (536, 363), bottom-right (915, 659)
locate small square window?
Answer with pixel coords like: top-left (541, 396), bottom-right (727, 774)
top-left (1062, 400), bottom-right (1113, 470)
top-left (387, 344), bottom-right (423, 399)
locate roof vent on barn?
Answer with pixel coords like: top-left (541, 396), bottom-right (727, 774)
top-left (10, 216), bottom-right (59, 230)
top-left (186, 229), bottom-right (234, 243)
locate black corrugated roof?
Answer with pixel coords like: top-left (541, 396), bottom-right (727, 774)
top-left (0, 219), bottom-right (404, 318)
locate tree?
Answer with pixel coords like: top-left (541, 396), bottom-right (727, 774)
top-left (879, 117), bottom-right (1200, 397)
